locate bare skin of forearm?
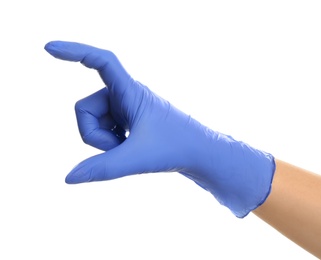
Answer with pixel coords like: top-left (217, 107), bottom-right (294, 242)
top-left (253, 159), bottom-right (321, 258)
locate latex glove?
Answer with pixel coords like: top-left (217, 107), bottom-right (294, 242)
top-left (44, 41), bottom-right (275, 218)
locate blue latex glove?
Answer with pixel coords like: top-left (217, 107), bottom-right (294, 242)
top-left (44, 41), bottom-right (275, 218)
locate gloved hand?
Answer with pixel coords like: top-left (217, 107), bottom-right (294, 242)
top-left (44, 41), bottom-right (275, 218)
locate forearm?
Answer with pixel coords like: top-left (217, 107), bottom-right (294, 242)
top-left (253, 159), bottom-right (321, 258)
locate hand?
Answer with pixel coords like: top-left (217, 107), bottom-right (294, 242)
top-left (44, 41), bottom-right (275, 218)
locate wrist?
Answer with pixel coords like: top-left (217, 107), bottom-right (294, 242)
top-left (181, 119), bottom-right (276, 218)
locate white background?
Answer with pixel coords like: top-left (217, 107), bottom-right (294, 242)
top-left (1, 1), bottom-right (320, 259)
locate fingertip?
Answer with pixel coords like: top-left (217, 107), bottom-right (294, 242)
top-left (44, 41), bottom-right (51, 51)
top-left (44, 40), bottom-right (65, 59)
top-left (65, 174), bottom-right (76, 184)
top-left (65, 167), bottom-right (91, 184)
top-left (43, 40), bottom-right (85, 61)
top-left (65, 174), bottom-right (74, 184)
top-left (44, 40), bottom-right (61, 54)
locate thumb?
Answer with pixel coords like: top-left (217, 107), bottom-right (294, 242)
top-left (65, 153), bottom-right (109, 184)
top-left (65, 140), bottom-right (145, 184)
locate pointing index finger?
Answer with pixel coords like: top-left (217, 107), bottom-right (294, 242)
top-left (44, 40), bottom-right (132, 92)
